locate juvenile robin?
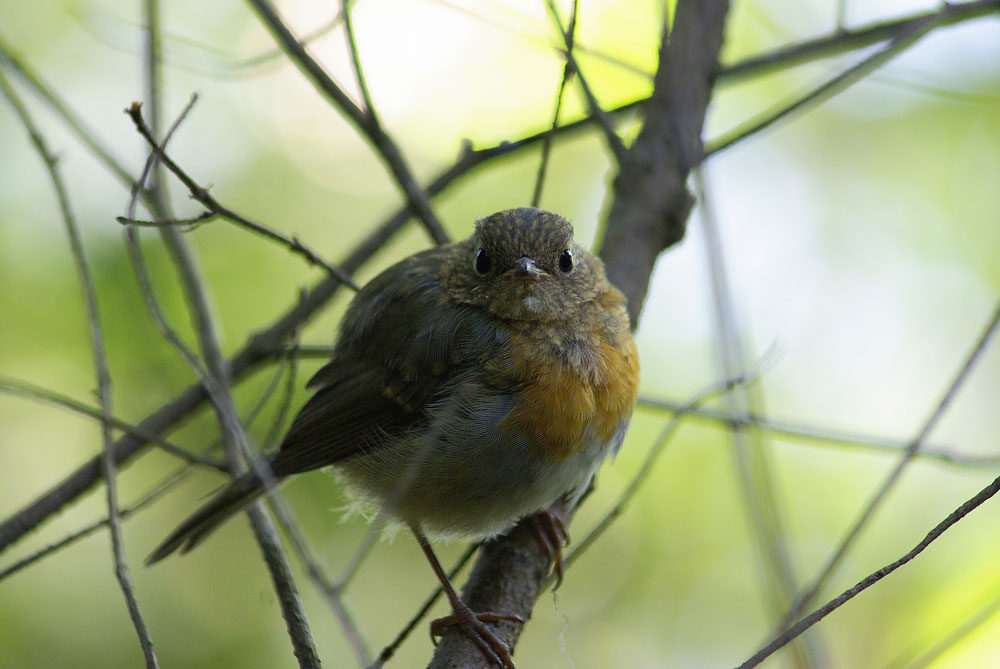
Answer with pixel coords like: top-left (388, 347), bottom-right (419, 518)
top-left (148, 207), bottom-right (639, 667)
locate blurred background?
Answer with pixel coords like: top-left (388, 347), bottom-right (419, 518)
top-left (1, 0), bottom-right (999, 667)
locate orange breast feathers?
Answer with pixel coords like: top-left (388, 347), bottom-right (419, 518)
top-left (500, 326), bottom-right (639, 458)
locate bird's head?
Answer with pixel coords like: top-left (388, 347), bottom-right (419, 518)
top-left (440, 208), bottom-right (609, 323)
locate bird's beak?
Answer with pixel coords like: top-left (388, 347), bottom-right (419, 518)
top-left (508, 256), bottom-right (545, 281)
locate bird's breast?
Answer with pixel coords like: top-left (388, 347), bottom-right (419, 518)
top-left (499, 323), bottom-right (639, 459)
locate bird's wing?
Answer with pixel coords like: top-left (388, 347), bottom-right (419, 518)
top-left (271, 249), bottom-right (507, 477)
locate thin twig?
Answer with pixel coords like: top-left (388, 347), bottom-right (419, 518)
top-left (240, 351), bottom-right (290, 433)
top-left (234, 3), bottom-right (351, 70)
top-left (268, 493), bottom-right (372, 667)
top-left (737, 471), bottom-right (1000, 669)
top-left (336, 520), bottom-right (382, 592)
top-left (261, 344), bottom-right (300, 449)
top-left (781, 300), bottom-right (1000, 623)
top-left (836, 0), bottom-right (849, 32)
top-left (544, 0), bottom-right (627, 164)
top-left (339, 0), bottom-right (374, 115)
top-left (117, 212), bottom-right (214, 227)
top-left (718, 0), bottom-right (1000, 85)
top-left (0, 69), bottom-right (160, 668)
top-left (531, 0), bottom-right (579, 207)
top-left (126, 91), bottom-right (199, 222)
top-left (123, 227), bottom-right (223, 389)
top-left (636, 397), bottom-right (999, 468)
top-left (139, 3), bottom-right (320, 662)
top-left (0, 467), bottom-right (192, 582)
top-left (123, 101), bottom-right (358, 289)
top-left (245, 0), bottom-right (451, 246)
top-left (0, 377), bottom-right (223, 469)
top-left (695, 168), bottom-right (821, 667)
top-left (706, 16), bottom-right (936, 156)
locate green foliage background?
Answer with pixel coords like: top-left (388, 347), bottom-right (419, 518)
top-left (1, 1), bottom-right (999, 667)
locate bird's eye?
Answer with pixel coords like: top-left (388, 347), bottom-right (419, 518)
top-left (474, 248), bottom-right (492, 275)
top-left (558, 249), bottom-right (573, 273)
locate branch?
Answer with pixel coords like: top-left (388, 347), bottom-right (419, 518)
top-left (531, 0), bottom-right (579, 207)
top-left (545, 0), bottom-right (627, 164)
top-left (245, 0), bottom-right (451, 245)
top-left (635, 397), bottom-right (999, 468)
top-left (122, 100), bottom-right (358, 289)
top-left (737, 470), bottom-right (1000, 668)
top-left (0, 68), bottom-right (159, 667)
top-left (598, 1), bottom-right (730, 327)
top-left (429, 2), bottom-right (732, 666)
top-left (0, 467), bottom-right (191, 583)
top-left (707, 16), bottom-right (935, 156)
top-left (718, 0), bottom-right (1000, 85)
top-left (781, 300), bottom-right (1000, 623)
top-left (0, 377), bottom-right (223, 469)
top-left (138, 2), bottom-right (319, 661)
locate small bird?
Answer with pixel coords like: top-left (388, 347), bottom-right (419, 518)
top-left (148, 207), bottom-right (639, 667)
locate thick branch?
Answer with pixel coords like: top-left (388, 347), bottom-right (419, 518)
top-left (428, 2), bottom-right (731, 666)
top-left (599, 1), bottom-right (729, 327)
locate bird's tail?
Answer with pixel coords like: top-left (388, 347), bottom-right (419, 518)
top-left (146, 473), bottom-right (267, 565)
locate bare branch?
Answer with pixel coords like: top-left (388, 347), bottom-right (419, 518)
top-left (0, 68), bottom-right (159, 668)
top-left (245, 0), bottom-right (451, 245)
top-left (719, 0), bottom-right (1000, 85)
top-left (707, 17), bottom-right (935, 156)
top-left (598, 1), bottom-right (729, 327)
top-left (531, 0), bottom-right (578, 207)
top-left (268, 493), bottom-right (372, 666)
top-left (738, 471), bottom-right (1000, 669)
top-left (123, 101), bottom-right (358, 289)
top-left (693, 168), bottom-right (822, 665)
top-left (636, 397), bottom-right (999, 468)
top-left (781, 300), bottom-right (1000, 623)
top-left (0, 377), bottom-right (223, 469)
top-left (339, 0), bottom-right (374, 115)
top-left (138, 3), bottom-right (320, 661)
top-left (0, 467), bottom-right (191, 583)
top-left (430, 3), bottom-right (732, 665)
top-left (544, 0), bottom-right (627, 164)
top-left (234, 4), bottom-right (349, 70)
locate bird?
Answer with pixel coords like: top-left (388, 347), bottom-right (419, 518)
top-left (147, 207), bottom-right (639, 668)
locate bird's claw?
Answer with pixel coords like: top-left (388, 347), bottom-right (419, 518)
top-left (430, 604), bottom-right (523, 668)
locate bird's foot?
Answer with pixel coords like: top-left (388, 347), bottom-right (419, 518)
top-left (530, 507), bottom-right (569, 588)
top-left (430, 600), bottom-right (523, 668)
